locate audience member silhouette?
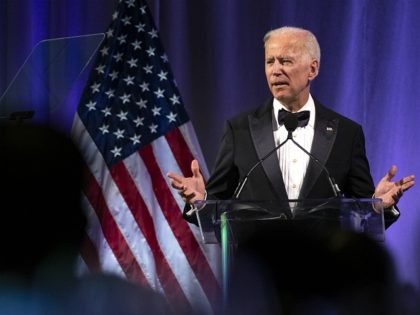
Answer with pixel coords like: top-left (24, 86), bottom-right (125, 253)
top-left (226, 224), bottom-right (420, 315)
top-left (0, 123), bottom-right (172, 315)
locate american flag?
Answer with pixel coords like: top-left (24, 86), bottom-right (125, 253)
top-left (71, 0), bottom-right (221, 313)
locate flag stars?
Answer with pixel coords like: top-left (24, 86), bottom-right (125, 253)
top-left (136, 98), bottom-right (147, 109)
top-left (139, 5), bottom-right (147, 14)
top-left (78, 3), bottom-right (191, 166)
top-left (133, 116), bottom-right (144, 127)
top-left (113, 52), bottom-right (124, 62)
top-left (146, 47), bottom-right (156, 57)
top-left (127, 58), bottom-right (138, 68)
top-left (105, 89), bottom-right (115, 99)
top-left (157, 70), bottom-right (168, 81)
top-left (90, 82), bottom-right (101, 93)
top-left (113, 129), bottom-right (125, 139)
top-left (120, 93), bottom-right (131, 104)
top-left (99, 124), bottom-right (110, 134)
top-left (109, 70), bottom-right (119, 81)
top-left (117, 34), bottom-right (127, 44)
top-left (111, 146), bottom-right (122, 157)
top-left (131, 40), bottom-right (142, 50)
top-left (102, 107), bottom-right (112, 116)
top-left (100, 46), bottom-right (109, 56)
top-left (95, 64), bottom-right (105, 74)
top-left (149, 123), bottom-right (158, 133)
top-left (161, 54), bottom-right (169, 63)
top-left (117, 110), bottom-right (128, 121)
top-left (139, 81), bottom-right (149, 92)
top-left (170, 94), bottom-right (180, 105)
top-left (166, 112), bottom-right (178, 123)
top-left (121, 16), bottom-right (132, 25)
top-left (154, 88), bottom-right (165, 98)
top-left (135, 22), bottom-right (146, 32)
top-left (125, 0), bottom-right (135, 8)
top-left (151, 106), bottom-right (162, 116)
top-left (123, 75), bottom-right (135, 85)
top-left (143, 65), bottom-right (153, 74)
top-left (85, 101), bottom-right (96, 111)
top-left (130, 134), bottom-right (141, 145)
top-left (148, 29), bottom-right (158, 38)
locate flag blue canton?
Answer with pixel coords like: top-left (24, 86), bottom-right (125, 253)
top-left (77, 0), bottom-right (189, 166)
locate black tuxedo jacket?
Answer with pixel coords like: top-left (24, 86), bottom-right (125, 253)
top-left (185, 99), bottom-right (398, 227)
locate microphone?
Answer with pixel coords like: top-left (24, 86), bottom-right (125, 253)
top-left (233, 114), bottom-right (297, 199)
top-left (233, 113), bottom-right (342, 199)
top-left (285, 114), bottom-right (342, 198)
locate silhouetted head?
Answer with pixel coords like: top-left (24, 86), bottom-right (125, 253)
top-left (228, 222), bottom-right (397, 315)
top-left (0, 123), bottom-right (86, 279)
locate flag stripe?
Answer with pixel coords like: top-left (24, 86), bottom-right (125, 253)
top-left (80, 231), bottom-right (101, 272)
top-left (151, 133), bottom-right (221, 282)
top-left (165, 126), bottom-right (195, 177)
top-left (178, 123), bottom-right (210, 179)
top-left (123, 150), bottom-right (214, 312)
top-left (74, 115), bottom-right (166, 292)
top-left (109, 160), bottom-right (190, 307)
top-left (139, 145), bottom-right (221, 308)
top-left (82, 166), bottom-right (149, 286)
top-left (81, 194), bottom-right (125, 277)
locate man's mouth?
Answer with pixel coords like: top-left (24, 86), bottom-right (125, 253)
top-left (273, 81), bottom-right (288, 88)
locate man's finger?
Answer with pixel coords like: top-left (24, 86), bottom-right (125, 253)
top-left (167, 172), bottom-right (184, 183)
top-left (402, 177), bottom-right (415, 191)
top-left (191, 159), bottom-right (201, 178)
top-left (184, 191), bottom-right (196, 199)
top-left (171, 181), bottom-right (185, 191)
top-left (383, 165), bottom-right (397, 181)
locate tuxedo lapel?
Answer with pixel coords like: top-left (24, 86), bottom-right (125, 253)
top-left (248, 101), bottom-right (289, 200)
top-left (299, 103), bottom-right (338, 199)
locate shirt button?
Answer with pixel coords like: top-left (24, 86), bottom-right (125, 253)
top-left (292, 158), bottom-right (297, 163)
top-left (292, 184), bottom-right (297, 189)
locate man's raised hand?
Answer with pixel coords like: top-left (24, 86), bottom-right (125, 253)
top-left (167, 159), bottom-right (206, 204)
top-left (374, 165), bottom-right (415, 208)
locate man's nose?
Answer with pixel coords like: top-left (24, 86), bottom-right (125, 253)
top-left (272, 60), bottom-right (283, 74)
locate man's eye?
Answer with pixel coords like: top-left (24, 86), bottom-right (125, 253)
top-left (266, 59), bottom-right (274, 65)
top-left (281, 59), bottom-right (292, 65)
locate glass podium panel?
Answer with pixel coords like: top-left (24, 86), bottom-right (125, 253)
top-left (193, 198), bottom-right (385, 305)
top-left (0, 33), bottom-right (104, 123)
top-left (194, 198), bottom-right (384, 244)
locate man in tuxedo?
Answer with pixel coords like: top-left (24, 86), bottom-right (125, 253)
top-left (167, 26), bottom-right (415, 227)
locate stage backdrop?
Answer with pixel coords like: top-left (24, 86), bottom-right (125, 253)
top-left (1, 0), bottom-right (419, 291)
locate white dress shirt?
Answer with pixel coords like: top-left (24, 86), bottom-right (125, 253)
top-left (273, 95), bottom-right (316, 200)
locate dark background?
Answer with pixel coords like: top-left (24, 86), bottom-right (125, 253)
top-left (1, 0), bottom-right (419, 291)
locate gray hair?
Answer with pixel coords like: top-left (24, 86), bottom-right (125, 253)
top-left (263, 26), bottom-right (321, 64)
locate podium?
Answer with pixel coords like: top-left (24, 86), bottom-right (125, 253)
top-left (193, 198), bottom-right (385, 306)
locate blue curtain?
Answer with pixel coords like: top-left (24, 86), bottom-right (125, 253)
top-left (1, 0), bottom-right (419, 291)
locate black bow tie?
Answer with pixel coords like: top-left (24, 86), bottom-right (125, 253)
top-left (278, 109), bottom-right (310, 128)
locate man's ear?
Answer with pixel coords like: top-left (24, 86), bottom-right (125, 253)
top-left (308, 59), bottom-right (319, 81)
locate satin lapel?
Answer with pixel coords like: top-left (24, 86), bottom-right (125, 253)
top-left (299, 106), bottom-right (339, 199)
top-left (248, 104), bottom-right (288, 200)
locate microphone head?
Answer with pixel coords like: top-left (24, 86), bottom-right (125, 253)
top-left (284, 113), bottom-right (298, 132)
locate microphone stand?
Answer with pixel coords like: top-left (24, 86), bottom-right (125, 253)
top-left (288, 137), bottom-right (342, 197)
top-left (233, 121), bottom-right (296, 199)
top-left (233, 112), bottom-right (342, 199)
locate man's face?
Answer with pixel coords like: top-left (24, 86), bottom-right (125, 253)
top-left (265, 33), bottom-right (318, 109)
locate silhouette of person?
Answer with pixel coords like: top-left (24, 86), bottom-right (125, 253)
top-left (0, 123), bottom-right (172, 315)
top-left (226, 227), bottom-right (403, 315)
